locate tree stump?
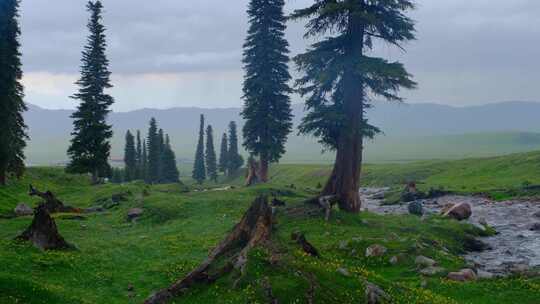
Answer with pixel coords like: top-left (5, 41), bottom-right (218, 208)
top-left (29, 185), bottom-right (80, 214)
top-left (144, 196), bottom-right (273, 304)
top-left (16, 203), bottom-right (73, 250)
top-left (245, 157), bottom-right (262, 187)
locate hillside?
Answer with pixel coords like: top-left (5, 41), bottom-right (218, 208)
top-left (24, 101), bottom-right (540, 165)
top-left (1, 157), bottom-right (540, 303)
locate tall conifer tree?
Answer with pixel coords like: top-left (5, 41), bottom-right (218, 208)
top-left (192, 114), bottom-right (206, 184)
top-left (241, 0), bottom-right (292, 182)
top-left (0, 0), bottom-right (27, 186)
top-left (227, 121), bottom-right (244, 176)
top-left (161, 134), bottom-right (180, 183)
top-left (218, 133), bottom-right (229, 175)
top-left (147, 118), bottom-right (160, 183)
top-left (205, 125), bottom-right (218, 182)
top-left (135, 130), bottom-right (142, 179)
top-left (67, 0), bottom-right (114, 184)
top-left (292, 0), bottom-right (416, 212)
top-left (141, 139), bottom-right (148, 182)
top-left (157, 128), bottom-right (165, 182)
top-left (123, 130), bottom-right (136, 181)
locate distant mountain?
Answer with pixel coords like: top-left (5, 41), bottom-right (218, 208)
top-left (24, 101), bottom-right (540, 165)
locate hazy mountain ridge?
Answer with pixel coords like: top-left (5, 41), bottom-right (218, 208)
top-left (24, 101), bottom-right (540, 165)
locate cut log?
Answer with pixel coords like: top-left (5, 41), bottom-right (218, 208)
top-left (144, 196), bottom-right (273, 304)
top-left (29, 185), bottom-right (80, 214)
top-left (16, 203), bottom-right (73, 250)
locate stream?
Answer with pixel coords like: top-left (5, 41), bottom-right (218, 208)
top-left (359, 188), bottom-right (540, 276)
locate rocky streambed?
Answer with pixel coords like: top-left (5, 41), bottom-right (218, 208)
top-left (360, 188), bottom-right (540, 276)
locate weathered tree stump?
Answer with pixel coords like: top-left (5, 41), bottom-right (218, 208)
top-left (144, 196), bottom-right (273, 304)
top-left (16, 203), bottom-right (73, 250)
top-left (29, 185), bottom-right (80, 214)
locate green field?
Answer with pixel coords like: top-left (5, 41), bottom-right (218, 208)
top-left (1, 152), bottom-right (540, 303)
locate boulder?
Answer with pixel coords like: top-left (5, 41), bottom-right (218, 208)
top-left (389, 256), bottom-right (399, 265)
top-left (365, 244), bottom-right (387, 258)
top-left (415, 255), bottom-right (437, 267)
top-left (529, 222), bottom-right (540, 231)
top-left (443, 203), bottom-right (472, 221)
top-left (14, 203), bottom-right (33, 216)
top-left (420, 266), bottom-right (446, 276)
top-left (476, 270), bottom-right (495, 279)
top-left (365, 281), bottom-right (390, 304)
top-left (127, 208), bottom-right (144, 222)
top-left (447, 269), bottom-right (477, 282)
top-left (408, 201), bottom-right (424, 216)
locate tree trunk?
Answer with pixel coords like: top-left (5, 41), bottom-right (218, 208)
top-left (320, 14), bottom-right (365, 213)
top-left (29, 185), bottom-right (80, 214)
top-left (259, 156), bottom-right (269, 183)
top-left (144, 196), bottom-right (273, 304)
top-left (0, 168), bottom-right (6, 186)
top-left (91, 169), bottom-right (99, 185)
top-left (16, 203), bottom-right (73, 250)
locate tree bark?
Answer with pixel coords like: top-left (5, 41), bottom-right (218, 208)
top-left (29, 185), bottom-right (80, 214)
top-left (259, 156), bottom-right (269, 183)
top-left (16, 203), bottom-right (73, 250)
top-left (0, 168), bottom-right (6, 186)
top-left (321, 15), bottom-right (365, 213)
top-left (144, 196), bottom-right (273, 304)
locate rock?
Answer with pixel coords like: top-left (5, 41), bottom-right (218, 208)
top-left (440, 203), bottom-right (455, 215)
top-left (420, 266), bottom-right (445, 276)
top-left (447, 269), bottom-right (477, 282)
top-left (415, 255), bottom-right (437, 267)
top-left (477, 270), bottom-right (494, 279)
top-left (529, 222), bottom-right (540, 231)
top-left (509, 263), bottom-right (530, 274)
top-left (478, 217), bottom-right (488, 226)
top-left (443, 203), bottom-right (472, 221)
top-left (337, 267), bottom-right (350, 277)
top-left (127, 208), bottom-right (144, 222)
top-left (389, 256), bottom-right (399, 265)
top-left (365, 244), bottom-right (387, 258)
top-left (365, 281), bottom-right (390, 304)
top-left (463, 237), bottom-right (491, 252)
top-left (14, 203), bottom-right (33, 216)
top-left (408, 201), bottom-right (424, 216)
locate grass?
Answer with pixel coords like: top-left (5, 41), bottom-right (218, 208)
top-left (0, 152), bottom-right (539, 303)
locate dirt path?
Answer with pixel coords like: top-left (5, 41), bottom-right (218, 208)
top-left (360, 188), bottom-right (540, 276)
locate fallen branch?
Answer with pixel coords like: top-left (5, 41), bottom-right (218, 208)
top-left (144, 196), bottom-right (273, 304)
top-left (29, 185), bottom-right (80, 214)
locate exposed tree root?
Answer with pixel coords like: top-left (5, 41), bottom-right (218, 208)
top-left (16, 203), bottom-right (74, 250)
top-left (29, 185), bottom-right (80, 213)
top-left (144, 196), bottom-right (273, 304)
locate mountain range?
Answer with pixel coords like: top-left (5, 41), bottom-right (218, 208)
top-left (24, 101), bottom-right (540, 165)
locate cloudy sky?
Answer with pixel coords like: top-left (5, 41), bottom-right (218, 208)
top-left (19, 0), bottom-right (540, 111)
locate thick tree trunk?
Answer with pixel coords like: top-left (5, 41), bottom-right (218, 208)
top-left (259, 156), bottom-right (269, 183)
top-left (320, 14), bottom-right (365, 213)
top-left (0, 168), bottom-right (6, 186)
top-left (16, 203), bottom-right (73, 250)
top-left (144, 196), bottom-right (273, 304)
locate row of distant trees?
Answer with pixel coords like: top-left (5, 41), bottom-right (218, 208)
top-left (1, 0), bottom-right (416, 214)
top-left (192, 115), bottom-right (243, 184)
top-left (117, 118), bottom-right (179, 184)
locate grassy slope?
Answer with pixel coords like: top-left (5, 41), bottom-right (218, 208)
top-left (0, 159), bottom-right (539, 303)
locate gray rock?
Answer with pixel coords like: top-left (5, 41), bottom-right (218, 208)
top-left (389, 256), bottom-right (399, 265)
top-left (447, 269), bottom-right (477, 282)
top-left (419, 266), bottom-right (445, 276)
top-left (365, 281), bottom-right (390, 304)
top-left (127, 208), bottom-right (144, 222)
top-left (337, 267), bottom-right (350, 277)
top-left (443, 203), bottom-right (472, 221)
top-left (408, 201), bottom-right (424, 216)
top-left (365, 244), bottom-right (387, 258)
top-left (529, 222), bottom-right (540, 231)
top-left (476, 270), bottom-right (495, 279)
top-left (14, 203), bottom-right (33, 216)
top-left (415, 255), bottom-right (437, 267)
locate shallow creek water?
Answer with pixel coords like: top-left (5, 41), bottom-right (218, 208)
top-left (359, 188), bottom-right (540, 275)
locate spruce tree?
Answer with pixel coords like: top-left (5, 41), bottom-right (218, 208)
top-left (123, 130), bottom-right (136, 181)
top-left (0, 0), bottom-right (28, 186)
top-left (157, 128), bottom-right (165, 182)
top-left (141, 139), bottom-right (148, 182)
top-left (292, 0), bottom-right (416, 212)
top-left (192, 114), bottom-right (206, 184)
top-left (161, 134), bottom-right (180, 183)
top-left (67, 0), bottom-right (114, 184)
top-left (147, 118), bottom-right (160, 183)
top-left (241, 0), bottom-right (292, 183)
top-left (227, 121), bottom-right (244, 176)
top-left (135, 130), bottom-right (142, 179)
top-left (205, 125), bottom-right (218, 182)
top-left (218, 133), bottom-right (229, 175)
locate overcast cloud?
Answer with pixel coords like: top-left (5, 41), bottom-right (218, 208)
top-left (19, 0), bottom-right (540, 111)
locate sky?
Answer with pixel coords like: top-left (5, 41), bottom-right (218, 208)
top-left (19, 0), bottom-right (540, 112)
